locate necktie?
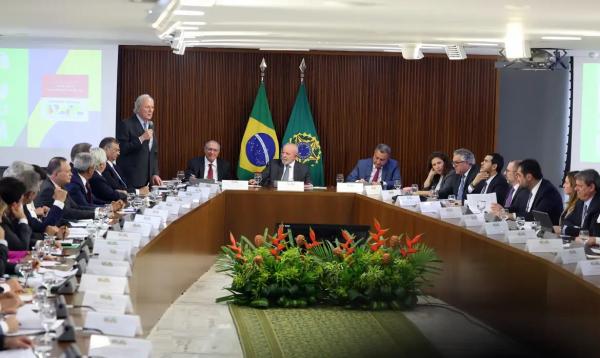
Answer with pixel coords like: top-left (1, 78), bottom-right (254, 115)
top-left (457, 175), bottom-right (466, 200)
top-left (482, 182), bottom-right (489, 194)
top-left (207, 163), bottom-right (214, 180)
top-left (85, 182), bottom-right (92, 203)
top-left (505, 187), bottom-right (515, 207)
top-left (282, 165), bottom-right (291, 181)
top-left (372, 168), bottom-right (381, 183)
top-left (581, 204), bottom-right (589, 227)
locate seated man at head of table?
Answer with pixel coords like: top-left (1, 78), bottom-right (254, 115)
top-left (250, 143), bottom-right (311, 187)
top-left (346, 143), bottom-right (401, 190)
top-left (185, 140), bottom-right (233, 181)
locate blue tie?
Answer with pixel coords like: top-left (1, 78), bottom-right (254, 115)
top-left (457, 175), bottom-right (466, 200)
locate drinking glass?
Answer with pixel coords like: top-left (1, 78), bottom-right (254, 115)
top-left (430, 189), bottom-right (439, 200)
top-left (253, 173), bottom-right (262, 186)
top-left (336, 174), bottom-right (345, 183)
top-left (394, 180), bottom-right (402, 190)
top-left (476, 200), bottom-right (486, 213)
top-left (516, 216), bottom-right (526, 230)
top-left (448, 195), bottom-right (456, 205)
top-left (499, 208), bottom-right (509, 221)
top-left (42, 271), bottom-right (56, 293)
top-left (39, 302), bottom-right (57, 344)
top-left (18, 259), bottom-right (33, 287)
top-left (176, 170), bottom-right (185, 182)
top-left (411, 184), bottom-right (419, 194)
top-left (579, 230), bottom-right (590, 242)
top-left (32, 287), bottom-right (47, 311)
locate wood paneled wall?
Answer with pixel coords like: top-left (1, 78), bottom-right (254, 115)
top-left (117, 46), bottom-right (498, 186)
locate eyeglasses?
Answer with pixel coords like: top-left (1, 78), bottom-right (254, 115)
top-left (452, 160), bottom-right (465, 166)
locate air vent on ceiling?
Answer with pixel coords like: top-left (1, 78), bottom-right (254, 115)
top-left (445, 44), bottom-right (467, 60)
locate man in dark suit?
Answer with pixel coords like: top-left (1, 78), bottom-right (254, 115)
top-left (346, 144), bottom-right (401, 190)
top-left (66, 153), bottom-right (103, 208)
top-left (513, 159), bottom-right (563, 225)
top-left (470, 153), bottom-right (510, 206)
top-left (438, 148), bottom-right (479, 201)
top-left (89, 147), bottom-right (127, 203)
top-left (562, 169), bottom-right (600, 237)
top-left (256, 143), bottom-right (311, 187)
top-left (99, 137), bottom-right (149, 196)
top-left (34, 157), bottom-right (96, 221)
top-left (185, 140), bottom-right (233, 181)
top-left (116, 94), bottom-right (162, 189)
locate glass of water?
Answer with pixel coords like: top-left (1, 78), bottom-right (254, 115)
top-left (176, 170), bottom-right (185, 182)
top-left (579, 230), bottom-right (590, 242)
top-left (448, 194), bottom-right (456, 205)
top-left (336, 174), bottom-right (344, 183)
top-left (516, 216), bottom-right (526, 230)
top-left (253, 173), bottom-right (262, 186)
top-left (394, 180), bottom-right (402, 190)
top-left (411, 184), bottom-right (419, 194)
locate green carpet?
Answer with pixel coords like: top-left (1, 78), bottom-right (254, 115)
top-left (229, 305), bottom-right (440, 358)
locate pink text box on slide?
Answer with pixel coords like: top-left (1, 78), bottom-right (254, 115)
top-left (42, 74), bottom-right (89, 98)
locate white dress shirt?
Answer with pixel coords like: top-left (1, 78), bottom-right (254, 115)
top-left (526, 180), bottom-right (542, 212)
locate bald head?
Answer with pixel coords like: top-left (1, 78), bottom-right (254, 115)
top-left (281, 143), bottom-right (298, 165)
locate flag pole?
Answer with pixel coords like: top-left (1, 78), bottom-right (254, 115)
top-left (299, 58), bottom-right (306, 83)
top-left (260, 58), bottom-right (267, 83)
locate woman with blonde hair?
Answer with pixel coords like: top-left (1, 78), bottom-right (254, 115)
top-left (554, 171), bottom-right (579, 234)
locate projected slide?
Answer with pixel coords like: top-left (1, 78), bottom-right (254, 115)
top-left (580, 63), bottom-right (600, 162)
top-left (0, 45), bottom-right (117, 166)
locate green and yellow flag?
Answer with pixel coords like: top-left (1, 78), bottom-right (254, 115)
top-left (237, 82), bottom-right (279, 180)
top-left (282, 83), bottom-right (324, 186)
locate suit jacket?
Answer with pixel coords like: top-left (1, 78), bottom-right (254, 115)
top-left (563, 192), bottom-right (600, 237)
top-left (260, 159), bottom-right (311, 187)
top-left (103, 162), bottom-right (133, 193)
top-left (90, 171), bottom-right (125, 203)
top-left (506, 187), bottom-right (530, 215)
top-left (66, 173), bottom-right (103, 208)
top-left (472, 174), bottom-right (510, 207)
top-left (185, 157), bottom-right (233, 181)
top-left (438, 165), bottom-right (479, 200)
top-left (34, 179), bottom-right (95, 221)
top-left (1, 216), bottom-right (32, 251)
top-left (116, 115), bottom-right (159, 189)
top-left (346, 158), bottom-right (401, 190)
top-left (24, 203), bottom-right (63, 233)
top-left (517, 179), bottom-right (563, 225)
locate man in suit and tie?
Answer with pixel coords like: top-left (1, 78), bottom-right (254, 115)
top-left (490, 160), bottom-right (530, 217)
top-left (255, 143), bottom-right (311, 187)
top-left (469, 153), bottom-right (510, 206)
top-left (185, 140), bottom-right (233, 181)
top-left (346, 144), bottom-right (401, 190)
top-left (116, 94), bottom-right (163, 189)
top-left (562, 169), bottom-right (600, 237)
top-left (66, 153), bottom-right (103, 208)
top-left (513, 159), bottom-right (563, 225)
top-left (99, 137), bottom-right (149, 196)
top-left (438, 148), bottom-right (479, 201)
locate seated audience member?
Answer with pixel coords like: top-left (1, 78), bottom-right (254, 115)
top-left (561, 169), bottom-right (600, 237)
top-left (552, 171), bottom-right (579, 234)
top-left (252, 143), bottom-right (311, 187)
top-left (66, 153), bottom-right (104, 208)
top-left (422, 152), bottom-right (452, 192)
top-left (185, 140), bottom-right (233, 181)
top-left (347, 144), bottom-right (401, 190)
top-left (70, 142), bottom-right (92, 163)
top-left (490, 160), bottom-right (529, 217)
top-left (0, 177), bottom-right (32, 250)
top-left (89, 147), bottom-right (127, 202)
top-left (468, 153), bottom-right (509, 206)
top-left (100, 137), bottom-right (149, 196)
top-left (438, 148), bottom-right (479, 201)
top-left (514, 159), bottom-right (563, 225)
top-left (34, 157), bottom-right (96, 221)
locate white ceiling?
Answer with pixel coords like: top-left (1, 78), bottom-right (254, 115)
top-left (2, 0), bottom-right (600, 56)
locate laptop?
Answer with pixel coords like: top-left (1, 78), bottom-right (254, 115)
top-left (531, 210), bottom-right (554, 231)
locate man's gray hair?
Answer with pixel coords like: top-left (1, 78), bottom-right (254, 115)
top-left (89, 147), bottom-right (107, 169)
top-left (134, 94), bottom-right (154, 113)
top-left (73, 152), bottom-right (94, 173)
top-left (575, 169), bottom-right (600, 189)
top-left (453, 148), bottom-right (475, 165)
top-left (3, 161), bottom-right (34, 178)
top-left (374, 143), bottom-right (391, 155)
top-left (204, 140), bottom-right (221, 150)
top-left (14, 170), bottom-right (41, 193)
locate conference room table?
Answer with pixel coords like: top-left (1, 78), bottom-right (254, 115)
top-left (128, 188), bottom-right (600, 357)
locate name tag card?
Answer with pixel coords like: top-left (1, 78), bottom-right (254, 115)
top-left (461, 214), bottom-right (484, 227)
top-left (465, 193), bottom-right (498, 214)
top-left (575, 260), bottom-right (600, 276)
top-left (143, 207), bottom-right (170, 222)
top-left (555, 247), bottom-right (586, 265)
top-left (87, 259), bottom-right (132, 277)
top-left (505, 229), bottom-right (537, 244)
top-left (397, 195), bottom-right (420, 207)
top-left (106, 231), bottom-right (142, 248)
top-left (276, 181), bottom-right (305, 192)
top-left (79, 274), bottom-right (129, 294)
top-left (526, 239), bottom-right (563, 253)
top-left (85, 312), bottom-right (142, 337)
top-left (95, 239), bottom-right (133, 255)
top-left (198, 183), bottom-right (220, 195)
top-left (484, 221), bottom-right (509, 236)
top-left (122, 221), bottom-right (152, 237)
top-left (381, 189), bottom-right (401, 203)
top-left (166, 196), bottom-right (192, 205)
top-left (134, 214), bottom-right (162, 231)
top-left (221, 180), bottom-right (249, 191)
top-left (364, 184), bottom-right (382, 197)
top-left (89, 335), bottom-right (152, 358)
top-left (420, 201), bottom-right (442, 214)
top-left (337, 182), bottom-right (364, 193)
top-left (178, 190), bottom-right (202, 199)
top-left (94, 246), bottom-right (130, 261)
top-left (440, 206), bottom-right (462, 219)
top-left (154, 202), bottom-right (182, 215)
top-left (82, 292), bottom-right (133, 315)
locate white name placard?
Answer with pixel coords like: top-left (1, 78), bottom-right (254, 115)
top-left (154, 202), bottom-right (182, 215)
top-left (94, 239), bottom-right (133, 256)
top-left (82, 292), bottom-right (133, 314)
top-left (84, 312), bottom-right (142, 338)
top-left (88, 335), bottom-right (152, 358)
top-left (221, 180), bottom-right (249, 191)
top-left (419, 201), bottom-right (442, 214)
top-left (93, 246), bottom-right (130, 262)
top-left (79, 274), bottom-right (129, 294)
top-left (439, 206), bottom-right (462, 219)
top-left (555, 247), bottom-right (586, 265)
top-left (276, 181), bottom-right (305, 192)
top-left (381, 189), bottom-right (401, 203)
top-left (364, 184), bottom-right (382, 197)
top-left (336, 182), bottom-right (364, 193)
top-left (134, 214), bottom-right (162, 231)
top-left (505, 229), bottom-right (537, 244)
top-left (575, 260), bottom-right (600, 276)
top-left (397, 195), bottom-right (420, 207)
top-left (166, 196), bottom-right (193, 205)
top-left (87, 259), bottom-right (132, 277)
top-left (484, 221), bottom-right (509, 236)
top-left (526, 239), bottom-right (563, 253)
top-left (461, 214), bottom-right (484, 227)
top-left (105, 231), bottom-right (141, 248)
top-left (122, 221), bottom-right (152, 238)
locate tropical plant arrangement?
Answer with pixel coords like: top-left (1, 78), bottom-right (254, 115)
top-left (216, 219), bottom-right (441, 310)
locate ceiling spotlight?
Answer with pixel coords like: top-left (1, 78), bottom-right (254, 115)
top-left (401, 44), bottom-right (423, 60)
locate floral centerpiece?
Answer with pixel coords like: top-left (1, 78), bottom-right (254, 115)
top-left (216, 219), bottom-right (441, 310)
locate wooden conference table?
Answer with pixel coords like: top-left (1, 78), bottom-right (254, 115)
top-left (130, 189), bottom-right (600, 356)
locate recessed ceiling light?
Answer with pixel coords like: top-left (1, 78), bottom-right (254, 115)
top-left (466, 42), bottom-right (499, 47)
top-left (173, 10), bottom-right (205, 16)
top-left (541, 36), bottom-right (582, 41)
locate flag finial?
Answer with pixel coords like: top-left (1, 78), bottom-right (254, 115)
top-left (260, 58), bottom-right (267, 82)
top-left (299, 58), bottom-right (306, 83)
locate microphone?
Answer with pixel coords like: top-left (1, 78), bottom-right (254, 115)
top-left (148, 121), bottom-right (154, 130)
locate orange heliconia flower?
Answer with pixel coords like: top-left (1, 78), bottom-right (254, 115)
top-left (369, 218), bottom-right (389, 251)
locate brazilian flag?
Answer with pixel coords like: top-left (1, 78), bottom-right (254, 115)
top-left (237, 82), bottom-right (279, 180)
top-left (282, 83), bottom-right (324, 186)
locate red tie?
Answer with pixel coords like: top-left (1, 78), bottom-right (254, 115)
top-left (372, 168), bottom-right (381, 183)
top-left (207, 163), bottom-right (214, 180)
